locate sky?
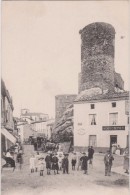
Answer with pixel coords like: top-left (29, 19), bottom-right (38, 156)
top-left (2, 0), bottom-right (129, 118)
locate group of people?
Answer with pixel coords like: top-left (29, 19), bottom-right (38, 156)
top-left (33, 139), bottom-right (59, 152)
top-left (29, 146), bottom-right (95, 176)
top-left (2, 142), bottom-right (24, 171)
top-left (2, 143), bottom-right (129, 177)
top-left (29, 151), bottom-right (69, 176)
top-left (111, 142), bottom-right (123, 155)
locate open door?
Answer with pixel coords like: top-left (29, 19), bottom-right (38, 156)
top-left (110, 135), bottom-right (117, 147)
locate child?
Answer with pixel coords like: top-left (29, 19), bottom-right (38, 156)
top-left (35, 152), bottom-right (41, 172)
top-left (29, 154), bottom-right (36, 173)
top-left (71, 152), bottom-right (77, 170)
top-left (77, 152), bottom-right (82, 171)
top-left (80, 152), bottom-right (89, 174)
top-left (57, 153), bottom-right (63, 171)
top-left (45, 151), bottom-right (51, 175)
top-left (52, 153), bottom-right (59, 175)
top-left (38, 157), bottom-right (45, 176)
top-left (17, 150), bottom-right (23, 170)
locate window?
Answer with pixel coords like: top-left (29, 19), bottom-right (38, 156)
top-left (128, 116), bottom-right (129, 124)
top-left (91, 104), bottom-right (95, 109)
top-left (109, 113), bottom-right (118, 125)
top-left (89, 114), bottom-right (96, 125)
top-left (112, 102), bottom-right (116, 107)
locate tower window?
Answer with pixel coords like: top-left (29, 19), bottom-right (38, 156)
top-left (91, 104), bottom-right (95, 109)
top-left (112, 102), bottom-right (116, 107)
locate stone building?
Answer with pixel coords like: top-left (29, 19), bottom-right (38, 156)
top-left (1, 79), bottom-right (16, 153)
top-left (78, 22), bottom-right (124, 93)
top-left (73, 22), bottom-right (129, 152)
top-left (19, 109), bottom-right (53, 142)
top-left (74, 91), bottom-right (129, 152)
top-left (55, 94), bottom-right (77, 122)
top-left (20, 109), bottom-right (49, 122)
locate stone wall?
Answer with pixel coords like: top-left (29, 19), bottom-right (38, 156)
top-left (79, 22), bottom-right (116, 93)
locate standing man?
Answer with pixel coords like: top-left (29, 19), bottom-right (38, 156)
top-left (80, 152), bottom-right (89, 174)
top-left (62, 153), bottom-right (69, 174)
top-left (45, 151), bottom-right (51, 175)
top-left (88, 146), bottom-right (94, 165)
top-left (104, 150), bottom-right (114, 176)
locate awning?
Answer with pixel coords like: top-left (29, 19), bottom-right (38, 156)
top-left (1, 128), bottom-right (16, 144)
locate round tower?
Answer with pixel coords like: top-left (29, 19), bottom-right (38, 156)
top-left (79, 22), bottom-right (116, 92)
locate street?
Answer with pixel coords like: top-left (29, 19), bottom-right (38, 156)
top-left (1, 145), bottom-right (129, 195)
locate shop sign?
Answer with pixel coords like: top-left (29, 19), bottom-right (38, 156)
top-left (102, 126), bottom-right (125, 130)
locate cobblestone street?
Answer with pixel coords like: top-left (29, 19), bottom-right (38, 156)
top-left (1, 145), bottom-right (129, 195)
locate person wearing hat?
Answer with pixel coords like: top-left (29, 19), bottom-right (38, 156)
top-left (52, 153), bottom-right (59, 175)
top-left (38, 157), bottom-right (45, 176)
top-left (62, 153), bottom-right (69, 174)
top-left (104, 150), bottom-right (114, 176)
top-left (45, 151), bottom-right (52, 175)
top-left (80, 152), bottom-right (89, 174)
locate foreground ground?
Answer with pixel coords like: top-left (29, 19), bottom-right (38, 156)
top-left (1, 145), bottom-right (129, 195)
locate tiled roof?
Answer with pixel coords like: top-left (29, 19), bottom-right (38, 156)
top-left (74, 91), bottom-right (129, 102)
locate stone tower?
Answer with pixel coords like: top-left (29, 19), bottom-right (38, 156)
top-left (79, 22), bottom-right (116, 92)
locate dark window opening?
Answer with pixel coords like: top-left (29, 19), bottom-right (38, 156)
top-left (112, 102), bottom-right (116, 107)
top-left (91, 104), bottom-right (95, 109)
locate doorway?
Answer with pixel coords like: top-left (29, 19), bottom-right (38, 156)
top-left (110, 135), bottom-right (117, 147)
top-left (89, 135), bottom-right (97, 147)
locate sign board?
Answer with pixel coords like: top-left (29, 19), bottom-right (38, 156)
top-left (102, 126), bottom-right (125, 131)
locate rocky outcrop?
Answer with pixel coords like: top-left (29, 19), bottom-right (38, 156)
top-left (52, 104), bottom-right (73, 142)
